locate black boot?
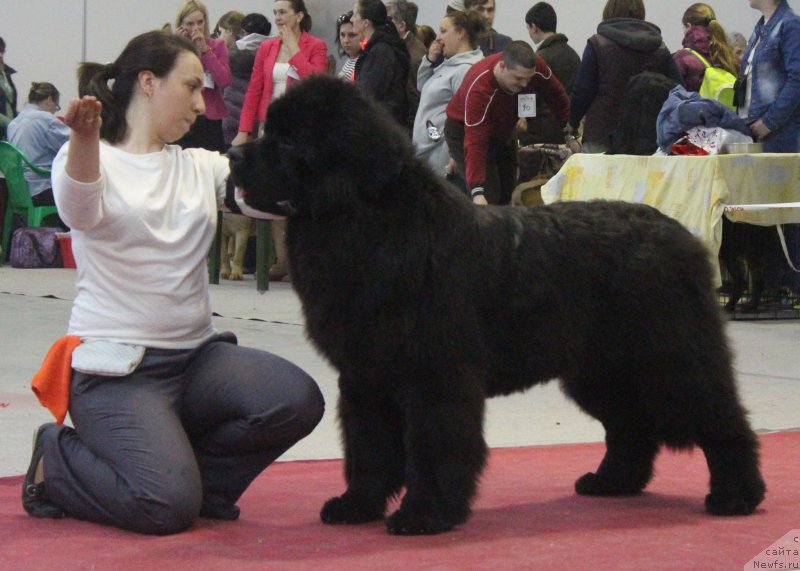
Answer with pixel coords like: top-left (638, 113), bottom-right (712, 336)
top-left (22, 424), bottom-right (64, 519)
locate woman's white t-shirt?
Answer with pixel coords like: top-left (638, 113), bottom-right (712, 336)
top-left (52, 142), bottom-right (229, 349)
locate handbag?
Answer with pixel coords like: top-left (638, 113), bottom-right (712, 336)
top-left (9, 227), bottom-right (63, 268)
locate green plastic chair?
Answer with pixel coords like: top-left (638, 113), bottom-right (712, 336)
top-left (0, 141), bottom-right (60, 264)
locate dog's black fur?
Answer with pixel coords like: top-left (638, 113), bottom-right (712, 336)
top-left (229, 76), bottom-right (765, 535)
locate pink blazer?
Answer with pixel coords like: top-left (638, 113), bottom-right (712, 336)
top-left (238, 32), bottom-right (328, 134)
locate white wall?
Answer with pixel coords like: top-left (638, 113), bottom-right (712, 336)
top-left (2, 0), bottom-right (762, 106)
top-left (417, 0), bottom-right (758, 58)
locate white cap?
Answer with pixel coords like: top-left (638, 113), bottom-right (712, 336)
top-left (447, 0), bottom-right (465, 10)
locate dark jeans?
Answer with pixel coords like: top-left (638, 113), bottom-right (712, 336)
top-left (444, 118), bottom-right (518, 205)
top-left (41, 333), bottom-right (324, 534)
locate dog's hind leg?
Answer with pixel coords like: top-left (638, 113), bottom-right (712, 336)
top-left (700, 429), bottom-right (765, 515)
top-left (694, 380), bottom-right (765, 515)
top-left (574, 422), bottom-right (660, 496)
top-left (320, 386), bottom-right (405, 525)
top-left (564, 375), bottom-right (659, 496)
top-left (386, 388), bottom-right (487, 535)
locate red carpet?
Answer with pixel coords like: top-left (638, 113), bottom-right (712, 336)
top-left (1, 431), bottom-right (797, 570)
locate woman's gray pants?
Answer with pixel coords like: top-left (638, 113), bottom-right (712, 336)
top-left (39, 333), bottom-right (324, 535)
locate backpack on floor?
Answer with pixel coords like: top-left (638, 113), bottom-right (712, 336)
top-left (687, 49), bottom-right (736, 110)
top-left (9, 227), bottom-right (63, 268)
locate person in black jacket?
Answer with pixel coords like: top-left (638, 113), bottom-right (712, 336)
top-left (521, 2), bottom-right (582, 146)
top-left (0, 36), bottom-right (19, 140)
top-left (351, 0), bottom-right (410, 127)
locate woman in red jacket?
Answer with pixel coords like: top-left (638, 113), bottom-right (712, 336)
top-left (232, 0), bottom-right (327, 282)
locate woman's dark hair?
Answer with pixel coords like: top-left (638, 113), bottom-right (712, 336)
top-left (279, 0), bottom-right (312, 33)
top-left (28, 82), bottom-right (60, 105)
top-left (78, 30), bottom-right (198, 144)
top-left (357, 0), bottom-right (389, 29)
top-left (335, 11), bottom-right (354, 56)
top-left (445, 10), bottom-right (487, 50)
top-left (242, 13), bottom-right (272, 36)
top-left (602, 0), bottom-right (645, 21)
top-left (0, 36), bottom-right (6, 53)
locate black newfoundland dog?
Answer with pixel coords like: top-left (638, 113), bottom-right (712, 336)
top-left (229, 76), bottom-right (765, 535)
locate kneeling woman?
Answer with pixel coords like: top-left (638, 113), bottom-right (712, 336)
top-left (21, 30), bottom-right (324, 535)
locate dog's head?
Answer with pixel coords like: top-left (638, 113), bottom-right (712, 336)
top-left (228, 75), bottom-right (411, 219)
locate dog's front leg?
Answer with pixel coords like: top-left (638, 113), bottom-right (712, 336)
top-left (387, 387), bottom-right (487, 535)
top-left (229, 227), bottom-right (249, 281)
top-left (320, 382), bottom-right (405, 525)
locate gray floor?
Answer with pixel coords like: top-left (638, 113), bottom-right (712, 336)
top-left (1, 267), bottom-right (798, 478)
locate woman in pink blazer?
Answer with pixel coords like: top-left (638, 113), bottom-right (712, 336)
top-left (234, 0), bottom-right (327, 142)
top-left (232, 0), bottom-right (326, 282)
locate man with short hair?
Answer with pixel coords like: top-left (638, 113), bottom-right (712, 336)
top-left (464, 0), bottom-right (512, 56)
top-left (386, 0), bottom-right (427, 131)
top-left (445, 41), bottom-right (571, 205)
top-left (520, 2), bottom-right (581, 146)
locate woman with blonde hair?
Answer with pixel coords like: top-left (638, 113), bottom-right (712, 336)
top-left (673, 3), bottom-right (738, 92)
top-left (173, 0), bottom-right (232, 152)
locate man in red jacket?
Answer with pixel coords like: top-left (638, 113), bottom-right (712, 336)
top-left (445, 41), bottom-right (572, 205)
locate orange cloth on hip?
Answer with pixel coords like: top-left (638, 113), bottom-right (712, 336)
top-left (31, 335), bottom-right (81, 425)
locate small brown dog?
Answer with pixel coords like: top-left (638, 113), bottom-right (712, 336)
top-left (220, 213), bottom-right (254, 280)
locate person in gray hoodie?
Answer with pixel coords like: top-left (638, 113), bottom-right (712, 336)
top-left (222, 13), bottom-right (272, 146)
top-left (412, 10), bottom-right (484, 176)
top-left (568, 0), bottom-right (681, 153)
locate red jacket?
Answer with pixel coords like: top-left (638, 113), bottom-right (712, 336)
top-left (446, 53), bottom-right (569, 190)
top-left (238, 32), bottom-right (328, 134)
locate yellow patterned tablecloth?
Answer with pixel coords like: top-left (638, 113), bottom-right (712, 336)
top-left (542, 153), bottom-right (800, 282)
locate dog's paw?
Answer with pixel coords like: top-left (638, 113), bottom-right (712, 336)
top-left (574, 472), bottom-right (645, 496)
top-left (705, 493), bottom-right (759, 515)
top-left (705, 477), bottom-right (765, 516)
top-left (220, 269), bottom-right (231, 280)
top-left (320, 494), bottom-right (384, 525)
top-left (229, 270), bottom-right (243, 281)
top-left (386, 508), bottom-right (457, 536)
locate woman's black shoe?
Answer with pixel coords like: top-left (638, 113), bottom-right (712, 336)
top-left (199, 497), bottom-right (240, 520)
top-left (22, 424), bottom-right (64, 519)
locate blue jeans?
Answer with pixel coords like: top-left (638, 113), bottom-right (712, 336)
top-left (40, 333), bottom-right (324, 534)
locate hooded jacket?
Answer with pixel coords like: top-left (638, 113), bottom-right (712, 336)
top-left (354, 25), bottom-right (411, 127)
top-left (412, 48), bottom-right (483, 173)
top-left (223, 33), bottom-right (269, 145)
top-left (570, 18), bottom-right (680, 151)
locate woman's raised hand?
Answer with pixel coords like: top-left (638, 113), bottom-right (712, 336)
top-left (63, 96), bottom-right (102, 136)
